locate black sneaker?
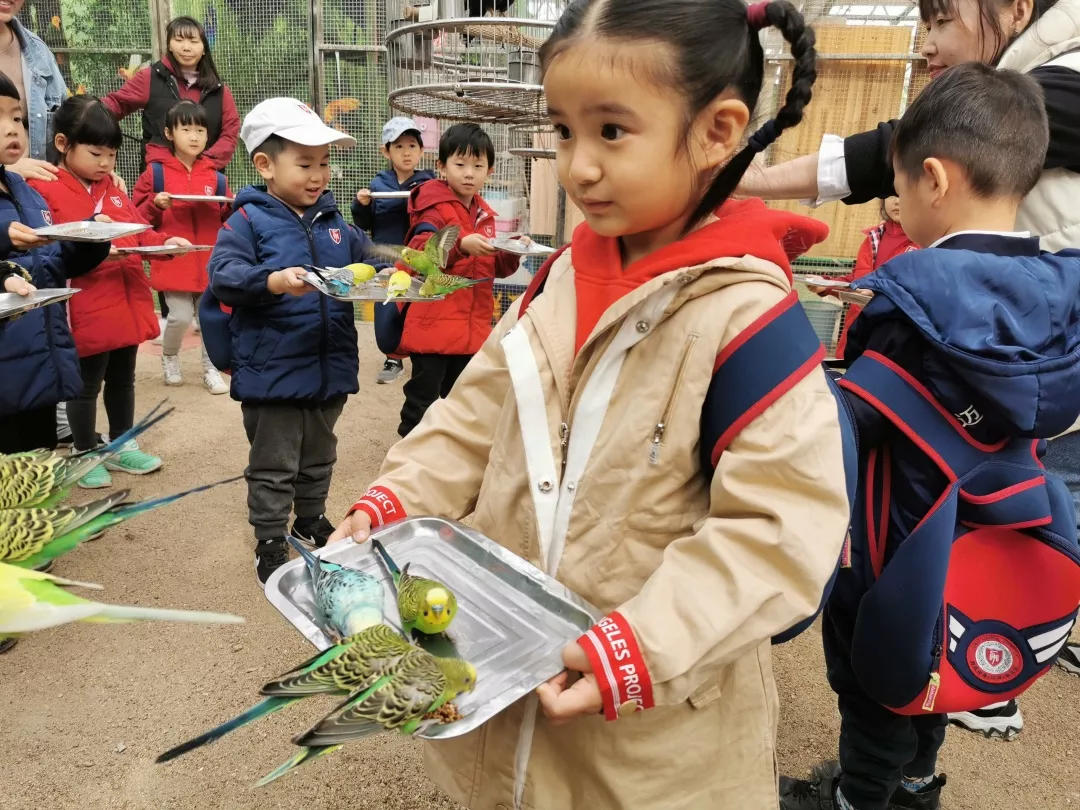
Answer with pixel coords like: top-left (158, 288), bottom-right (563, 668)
top-left (890, 775), bottom-right (946, 809)
top-left (948, 698), bottom-right (1023, 740)
top-left (1057, 643), bottom-right (1080, 676)
top-left (0, 638), bottom-right (16, 654)
top-left (254, 538), bottom-right (289, 585)
top-left (290, 514), bottom-right (335, 549)
top-left (780, 760), bottom-right (843, 809)
top-left (377, 358), bottom-right (404, 384)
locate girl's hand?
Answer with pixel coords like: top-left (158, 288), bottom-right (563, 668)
top-left (154, 192), bottom-right (173, 210)
top-left (3, 274), bottom-right (36, 296)
top-left (165, 236), bottom-right (192, 247)
top-left (94, 215), bottom-right (114, 223)
top-left (536, 642), bottom-right (603, 725)
top-left (460, 233), bottom-right (495, 257)
top-left (8, 158), bottom-right (59, 182)
top-left (268, 267), bottom-right (312, 296)
top-left (330, 510), bottom-right (373, 544)
top-left (110, 172), bottom-right (128, 195)
top-left (8, 221), bottom-right (50, 250)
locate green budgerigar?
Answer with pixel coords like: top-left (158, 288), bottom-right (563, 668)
top-left (369, 224), bottom-right (461, 278)
top-left (383, 269), bottom-right (413, 305)
top-left (257, 647), bottom-right (477, 786)
top-left (372, 538), bottom-right (458, 636)
top-left (418, 273), bottom-right (489, 298)
top-left (0, 562), bottom-right (243, 638)
top-left (155, 623), bottom-right (413, 763)
top-left (0, 476), bottom-right (243, 570)
top-left (0, 401), bottom-right (173, 509)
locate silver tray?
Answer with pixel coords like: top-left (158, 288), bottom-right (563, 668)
top-left (302, 269), bottom-right (447, 302)
top-left (369, 191), bottom-right (411, 199)
top-left (491, 235), bottom-right (554, 256)
top-left (0, 288), bottom-right (78, 321)
top-left (35, 221), bottom-right (151, 242)
top-left (793, 273), bottom-right (850, 289)
top-left (114, 244), bottom-right (213, 255)
top-left (264, 517), bottom-right (601, 740)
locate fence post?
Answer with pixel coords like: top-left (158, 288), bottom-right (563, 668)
top-left (150, 0), bottom-right (170, 61)
top-left (310, 0), bottom-right (323, 115)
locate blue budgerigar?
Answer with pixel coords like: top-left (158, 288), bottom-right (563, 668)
top-left (285, 536), bottom-right (384, 642)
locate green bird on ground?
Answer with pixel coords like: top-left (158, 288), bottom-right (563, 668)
top-left (372, 538), bottom-right (458, 636)
top-left (257, 647), bottom-right (477, 786)
top-left (0, 562), bottom-right (244, 639)
top-left (0, 476), bottom-right (243, 570)
top-left (0, 401), bottom-right (173, 509)
top-left (155, 623), bottom-right (413, 763)
top-left (284, 535), bottom-right (384, 642)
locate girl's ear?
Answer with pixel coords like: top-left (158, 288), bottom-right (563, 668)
top-left (53, 133), bottom-right (69, 155)
top-left (1007, 0), bottom-right (1035, 36)
top-left (164, 127), bottom-right (175, 143)
top-left (694, 96), bottom-right (751, 173)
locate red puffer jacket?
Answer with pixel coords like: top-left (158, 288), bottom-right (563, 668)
top-left (133, 153), bottom-right (232, 293)
top-left (31, 169), bottom-right (168, 357)
top-left (397, 180), bottom-right (520, 356)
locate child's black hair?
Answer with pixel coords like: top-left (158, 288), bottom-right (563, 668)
top-left (165, 100), bottom-right (209, 134)
top-left (539, 0), bottom-right (817, 230)
top-left (0, 70), bottom-right (19, 104)
top-left (166, 16), bottom-right (222, 92)
top-left (918, 0), bottom-right (1058, 65)
top-left (252, 134), bottom-right (286, 162)
top-left (890, 63), bottom-right (1047, 200)
top-left (438, 123), bottom-right (495, 166)
top-left (51, 96), bottom-right (123, 161)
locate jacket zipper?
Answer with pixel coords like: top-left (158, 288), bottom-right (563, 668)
top-left (8, 192), bottom-right (57, 394)
top-left (557, 327), bottom-right (620, 479)
top-left (294, 209), bottom-right (329, 401)
top-left (921, 609), bottom-right (945, 712)
top-left (649, 334), bottom-right (698, 466)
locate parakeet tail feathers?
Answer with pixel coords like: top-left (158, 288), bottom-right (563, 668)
top-left (371, 538), bottom-right (401, 580)
top-left (256, 745), bottom-right (341, 787)
top-left (156, 696), bottom-right (294, 763)
top-left (111, 475), bottom-right (243, 520)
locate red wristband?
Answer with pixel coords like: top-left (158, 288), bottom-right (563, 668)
top-left (578, 611), bottom-right (655, 721)
top-left (349, 485), bottom-right (406, 527)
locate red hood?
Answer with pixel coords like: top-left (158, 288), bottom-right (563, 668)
top-left (408, 178), bottom-right (495, 219)
top-left (571, 198), bottom-right (830, 284)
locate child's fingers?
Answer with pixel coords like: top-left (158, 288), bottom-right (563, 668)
top-left (561, 641), bottom-right (592, 673)
top-left (538, 675), bottom-right (602, 725)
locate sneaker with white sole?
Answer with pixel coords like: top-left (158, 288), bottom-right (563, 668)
top-left (78, 464), bottom-right (112, 489)
top-left (203, 368), bottom-right (229, 395)
top-left (162, 354), bottom-right (183, 386)
top-left (377, 358), bottom-right (404, 384)
top-left (255, 538), bottom-right (290, 585)
top-left (948, 699), bottom-right (1023, 740)
top-left (1057, 643), bottom-right (1080, 675)
top-left (151, 317), bottom-right (165, 346)
top-left (103, 439), bottom-right (163, 475)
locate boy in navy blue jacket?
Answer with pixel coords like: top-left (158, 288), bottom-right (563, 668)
top-left (781, 65), bottom-right (1080, 810)
top-left (206, 98), bottom-right (385, 584)
top-left (0, 71), bottom-right (110, 455)
top-left (351, 116), bottom-right (434, 384)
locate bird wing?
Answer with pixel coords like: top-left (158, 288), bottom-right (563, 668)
top-left (423, 225), bottom-right (462, 270)
top-left (367, 243), bottom-right (409, 265)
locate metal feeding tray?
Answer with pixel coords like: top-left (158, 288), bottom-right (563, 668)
top-left (34, 221), bottom-right (150, 242)
top-left (0, 288), bottom-right (78, 321)
top-left (264, 517), bottom-right (601, 740)
top-left (302, 269), bottom-right (448, 303)
top-left (113, 244), bottom-right (214, 256)
top-left (491, 235), bottom-right (555, 256)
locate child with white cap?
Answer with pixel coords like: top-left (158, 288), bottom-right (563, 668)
top-left (352, 115), bottom-right (435, 384)
top-left (202, 98), bottom-right (388, 583)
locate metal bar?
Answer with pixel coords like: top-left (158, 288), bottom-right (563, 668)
top-left (316, 44), bottom-right (389, 53)
top-left (310, 0), bottom-right (323, 111)
top-left (49, 47), bottom-right (153, 55)
top-left (386, 17), bottom-right (556, 40)
top-left (765, 52), bottom-right (924, 61)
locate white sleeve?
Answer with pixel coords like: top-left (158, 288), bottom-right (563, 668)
top-left (800, 134), bottom-right (851, 208)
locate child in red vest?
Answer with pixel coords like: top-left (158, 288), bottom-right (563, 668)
top-left (133, 100), bottom-right (231, 394)
top-left (31, 97), bottom-right (190, 489)
top-left (812, 196), bottom-right (917, 359)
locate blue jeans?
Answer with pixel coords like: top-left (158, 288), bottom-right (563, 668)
top-left (1044, 434), bottom-right (1080, 531)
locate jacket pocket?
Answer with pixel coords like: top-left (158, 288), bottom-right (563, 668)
top-left (647, 334), bottom-right (699, 467)
top-left (248, 325), bottom-right (285, 372)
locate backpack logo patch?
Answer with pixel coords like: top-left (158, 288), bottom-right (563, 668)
top-left (41, 210), bottom-right (52, 225)
top-left (329, 228), bottom-right (341, 244)
top-left (955, 405), bottom-right (983, 428)
top-left (204, 185), bottom-right (214, 196)
top-left (110, 196), bottom-right (123, 209)
top-left (968, 634), bottom-right (1022, 684)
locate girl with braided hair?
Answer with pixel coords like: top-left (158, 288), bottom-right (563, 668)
top-left (331, 0), bottom-right (850, 807)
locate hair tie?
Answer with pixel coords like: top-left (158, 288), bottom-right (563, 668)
top-left (747, 1), bottom-right (771, 30)
top-left (747, 119), bottom-right (778, 153)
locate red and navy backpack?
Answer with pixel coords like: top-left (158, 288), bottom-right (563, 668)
top-left (837, 351), bottom-right (1080, 714)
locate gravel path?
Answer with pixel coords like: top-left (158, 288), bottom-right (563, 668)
top-left (1, 328), bottom-right (1077, 809)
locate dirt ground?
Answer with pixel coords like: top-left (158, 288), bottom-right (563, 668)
top-left (2, 327), bottom-right (1079, 810)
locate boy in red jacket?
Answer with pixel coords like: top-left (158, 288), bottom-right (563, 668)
top-left (396, 123), bottom-right (519, 437)
top-left (133, 100), bottom-right (232, 395)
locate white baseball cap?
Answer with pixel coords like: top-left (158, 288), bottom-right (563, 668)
top-left (241, 98), bottom-right (358, 154)
top-left (382, 116), bottom-right (423, 146)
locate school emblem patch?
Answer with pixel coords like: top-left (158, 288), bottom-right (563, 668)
top-left (967, 634), bottom-right (1023, 684)
top-left (110, 196), bottom-right (123, 209)
top-left (329, 228), bottom-right (341, 244)
top-left (204, 185), bottom-right (214, 196)
top-left (41, 210), bottom-right (52, 226)
top-left (483, 222), bottom-right (495, 238)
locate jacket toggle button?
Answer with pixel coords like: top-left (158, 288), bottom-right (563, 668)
top-left (635, 320), bottom-right (650, 334)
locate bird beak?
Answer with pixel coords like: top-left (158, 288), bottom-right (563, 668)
top-left (431, 605), bottom-right (444, 619)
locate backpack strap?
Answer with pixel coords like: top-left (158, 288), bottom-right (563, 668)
top-left (150, 162), bottom-right (164, 195)
top-left (700, 290), bottom-right (826, 470)
top-left (517, 245), bottom-right (570, 319)
top-left (215, 171), bottom-right (227, 198)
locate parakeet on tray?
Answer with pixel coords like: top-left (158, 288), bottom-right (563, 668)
top-left (418, 273), bottom-right (489, 298)
top-left (0, 401), bottom-right (173, 509)
top-left (0, 476), bottom-right (243, 570)
top-left (383, 270), bottom-right (413, 305)
top-left (155, 623), bottom-right (413, 763)
top-left (372, 539), bottom-right (458, 636)
top-left (347, 263), bottom-right (378, 285)
top-left (284, 535), bottom-right (384, 641)
top-left (0, 562), bottom-right (244, 638)
top-left (257, 647), bottom-right (477, 786)
top-left (368, 224), bottom-right (461, 279)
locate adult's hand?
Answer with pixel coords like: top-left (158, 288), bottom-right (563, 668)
top-left (8, 157), bottom-right (59, 183)
top-left (110, 172), bottom-right (128, 195)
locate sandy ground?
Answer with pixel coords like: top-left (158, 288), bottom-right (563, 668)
top-left (2, 327), bottom-right (1079, 810)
